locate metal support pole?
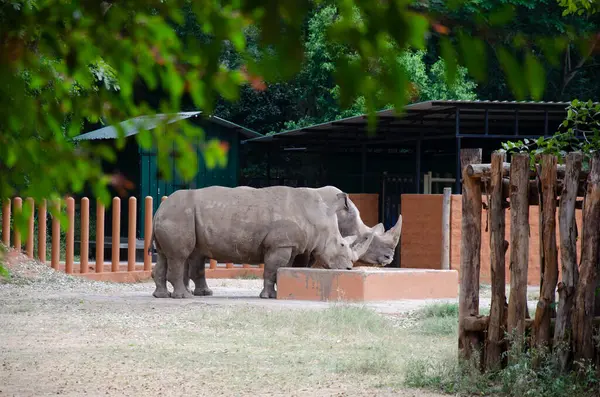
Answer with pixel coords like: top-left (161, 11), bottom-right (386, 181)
top-left (455, 107), bottom-right (462, 194)
top-left (441, 187), bottom-right (452, 270)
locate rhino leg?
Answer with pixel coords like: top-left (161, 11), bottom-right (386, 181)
top-left (183, 260), bottom-right (191, 294)
top-left (260, 247), bottom-right (293, 299)
top-left (152, 253), bottom-right (171, 298)
top-left (188, 252), bottom-right (213, 296)
top-left (167, 256), bottom-right (193, 299)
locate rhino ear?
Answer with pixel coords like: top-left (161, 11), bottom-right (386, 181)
top-left (386, 215), bottom-right (402, 244)
top-left (372, 223), bottom-right (385, 234)
top-left (326, 192), bottom-right (349, 216)
top-left (350, 232), bottom-right (375, 260)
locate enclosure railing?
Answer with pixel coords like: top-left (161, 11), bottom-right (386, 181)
top-left (1, 195), bottom-right (264, 279)
top-left (458, 148), bottom-right (600, 373)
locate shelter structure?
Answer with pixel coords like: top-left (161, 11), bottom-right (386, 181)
top-left (242, 100), bottom-right (574, 265)
top-left (74, 112), bottom-right (262, 239)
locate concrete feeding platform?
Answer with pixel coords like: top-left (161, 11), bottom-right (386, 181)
top-left (276, 267), bottom-right (458, 302)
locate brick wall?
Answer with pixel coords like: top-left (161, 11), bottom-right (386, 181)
top-left (348, 194), bottom-right (379, 227)
top-left (400, 194), bottom-right (444, 269)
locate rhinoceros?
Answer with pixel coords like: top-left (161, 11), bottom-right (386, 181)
top-left (149, 185), bottom-right (375, 299)
top-left (291, 186), bottom-right (402, 268)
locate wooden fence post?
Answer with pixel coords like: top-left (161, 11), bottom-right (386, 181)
top-left (507, 153), bottom-right (531, 348)
top-left (38, 199), bottom-right (47, 263)
top-left (26, 197), bottom-right (35, 258)
top-left (2, 198), bottom-right (10, 246)
top-left (80, 198), bottom-right (90, 274)
top-left (441, 187), bottom-right (451, 270)
top-left (96, 201), bottom-right (105, 273)
top-left (209, 259), bottom-right (217, 270)
top-left (573, 152), bottom-right (600, 363)
top-left (485, 151), bottom-right (506, 371)
top-left (65, 197), bottom-right (75, 274)
top-left (554, 152), bottom-right (582, 371)
top-left (51, 200), bottom-right (60, 270)
top-left (13, 197), bottom-right (22, 251)
top-left (111, 197), bottom-right (121, 272)
top-left (128, 197), bottom-right (137, 272)
top-left (458, 148), bottom-right (482, 361)
top-left (532, 155), bottom-right (559, 348)
top-left (144, 196), bottom-right (153, 272)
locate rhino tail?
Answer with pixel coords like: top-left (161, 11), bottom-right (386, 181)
top-left (147, 229), bottom-right (155, 255)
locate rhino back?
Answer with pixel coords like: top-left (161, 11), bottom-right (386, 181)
top-left (191, 186), bottom-right (332, 263)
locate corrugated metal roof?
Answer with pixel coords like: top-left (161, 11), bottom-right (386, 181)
top-left (73, 111), bottom-right (262, 141)
top-left (242, 99), bottom-right (578, 143)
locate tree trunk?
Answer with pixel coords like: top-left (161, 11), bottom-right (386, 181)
top-left (533, 155), bottom-right (559, 348)
top-left (554, 152), bottom-right (582, 372)
top-left (572, 152), bottom-right (600, 364)
top-left (485, 152), bottom-right (507, 371)
top-left (458, 148), bottom-right (483, 362)
top-left (507, 153), bottom-right (530, 350)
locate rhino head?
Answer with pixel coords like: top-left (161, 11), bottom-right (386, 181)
top-left (317, 192), bottom-right (376, 269)
top-left (357, 215), bottom-right (402, 266)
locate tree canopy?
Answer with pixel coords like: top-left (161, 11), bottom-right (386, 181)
top-left (0, 0), bottom-right (598, 251)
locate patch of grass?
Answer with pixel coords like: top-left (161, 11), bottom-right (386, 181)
top-left (412, 303), bottom-right (459, 336)
top-left (405, 340), bottom-right (600, 397)
top-left (416, 302), bottom-right (459, 319)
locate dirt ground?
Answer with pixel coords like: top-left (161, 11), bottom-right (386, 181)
top-left (0, 253), bottom-right (540, 397)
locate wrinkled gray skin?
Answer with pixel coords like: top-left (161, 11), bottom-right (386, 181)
top-left (291, 186), bottom-right (403, 268)
top-left (149, 186), bottom-right (375, 299)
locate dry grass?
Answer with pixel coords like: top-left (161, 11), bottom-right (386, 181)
top-left (0, 255), bottom-right (453, 397)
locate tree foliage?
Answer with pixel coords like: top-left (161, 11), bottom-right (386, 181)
top-left (0, 0), bottom-right (596, 277)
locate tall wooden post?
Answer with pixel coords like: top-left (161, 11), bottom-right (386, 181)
top-left (458, 148), bottom-right (482, 361)
top-left (507, 153), bottom-right (530, 346)
top-left (485, 151), bottom-right (506, 370)
top-left (96, 201), bottom-right (105, 273)
top-left (65, 197), bottom-right (75, 274)
top-left (37, 200), bottom-right (47, 263)
top-left (573, 152), bottom-right (600, 363)
top-left (143, 196), bottom-right (153, 272)
top-left (554, 152), bottom-right (582, 371)
top-left (80, 198), bottom-right (90, 274)
top-left (25, 197), bottom-right (35, 258)
top-left (532, 155), bottom-right (559, 348)
top-left (111, 197), bottom-right (121, 272)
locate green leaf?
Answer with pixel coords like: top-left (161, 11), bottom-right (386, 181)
top-left (497, 47), bottom-right (526, 100)
top-left (439, 37), bottom-right (458, 87)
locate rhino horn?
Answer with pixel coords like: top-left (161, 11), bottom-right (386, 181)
top-left (350, 232), bottom-right (375, 261)
top-left (371, 223), bottom-right (385, 234)
top-left (326, 192), bottom-right (349, 216)
top-left (386, 215), bottom-right (402, 243)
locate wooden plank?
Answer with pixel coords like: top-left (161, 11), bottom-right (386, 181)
top-left (572, 152), bottom-right (600, 363)
top-left (458, 148), bottom-right (482, 361)
top-left (554, 152), bottom-right (582, 371)
top-left (532, 155), bottom-right (559, 348)
top-left (485, 151), bottom-right (507, 371)
top-left (507, 153), bottom-right (530, 347)
top-left (466, 162), bottom-right (589, 180)
top-left (464, 315), bottom-right (600, 332)
top-left (441, 187), bottom-right (451, 270)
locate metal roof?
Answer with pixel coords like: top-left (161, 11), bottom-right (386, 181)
top-left (73, 111), bottom-right (262, 141)
top-left (242, 99), bottom-right (575, 145)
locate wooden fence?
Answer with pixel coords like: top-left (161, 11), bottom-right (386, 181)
top-left (1, 195), bottom-right (264, 282)
top-left (458, 149), bottom-right (600, 372)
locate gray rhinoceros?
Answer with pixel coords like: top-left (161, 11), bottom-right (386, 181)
top-left (149, 185), bottom-right (375, 299)
top-left (292, 186), bottom-right (403, 268)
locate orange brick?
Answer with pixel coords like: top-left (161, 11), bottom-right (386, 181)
top-left (276, 267), bottom-right (458, 301)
